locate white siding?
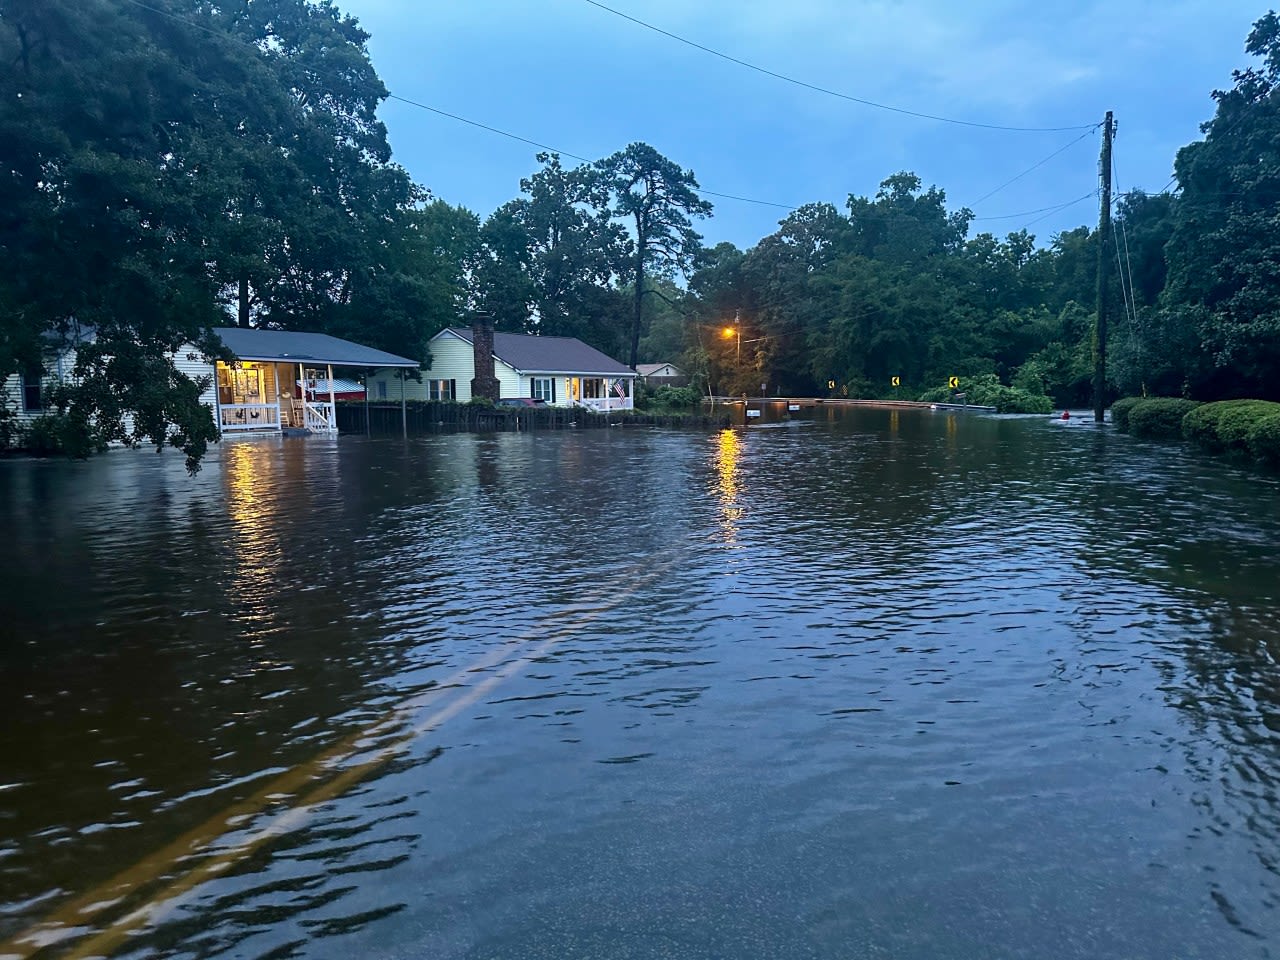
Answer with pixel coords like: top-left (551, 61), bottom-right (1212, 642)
top-left (174, 343), bottom-right (218, 409)
top-left (365, 333), bottom-right (470, 402)
top-left (495, 359), bottom-right (522, 399)
top-left (1, 373), bottom-right (20, 425)
top-left (425, 334), bottom-right (476, 400)
top-left (2, 346), bottom-right (77, 430)
top-left (365, 333), bottom-right (526, 403)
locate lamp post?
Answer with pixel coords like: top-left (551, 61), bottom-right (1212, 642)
top-left (722, 310), bottom-right (740, 365)
top-left (720, 311), bottom-right (772, 396)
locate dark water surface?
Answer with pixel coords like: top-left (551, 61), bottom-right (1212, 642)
top-left (2, 407), bottom-right (1279, 959)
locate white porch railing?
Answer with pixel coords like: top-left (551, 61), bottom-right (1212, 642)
top-left (220, 403), bottom-right (280, 431)
top-left (578, 396), bottom-right (634, 412)
top-left (303, 400), bottom-right (337, 434)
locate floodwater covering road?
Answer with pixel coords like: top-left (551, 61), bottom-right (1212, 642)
top-left (1, 406), bottom-right (1278, 958)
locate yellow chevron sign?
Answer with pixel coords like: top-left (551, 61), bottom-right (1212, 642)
top-left (948, 376), bottom-right (960, 389)
top-left (891, 376), bottom-right (901, 388)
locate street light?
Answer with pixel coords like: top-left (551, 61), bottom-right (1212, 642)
top-left (721, 317), bottom-right (740, 364)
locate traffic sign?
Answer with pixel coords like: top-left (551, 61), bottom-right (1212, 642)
top-left (891, 375), bottom-right (901, 388)
top-left (948, 376), bottom-right (959, 389)
top-left (827, 380), bottom-right (835, 389)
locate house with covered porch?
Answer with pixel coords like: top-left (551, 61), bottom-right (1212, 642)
top-left (366, 322), bottom-right (637, 410)
top-left (204, 327), bottom-right (417, 435)
top-left (3, 326), bottom-right (418, 439)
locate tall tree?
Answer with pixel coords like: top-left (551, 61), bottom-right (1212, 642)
top-left (0, 0), bottom-right (429, 467)
top-left (1162, 12), bottom-right (1280, 399)
top-left (597, 143), bottom-right (712, 369)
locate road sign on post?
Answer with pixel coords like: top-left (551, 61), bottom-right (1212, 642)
top-left (891, 376), bottom-right (901, 388)
top-left (827, 380), bottom-right (835, 389)
top-left (948, 376), bottom-right (960, 389)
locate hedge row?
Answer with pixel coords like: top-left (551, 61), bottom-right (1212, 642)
top-left (1127, 398), bottom-right (1201, 439)
top-left (1112, 396), bottom-right (1280, 467)
top-left (1183, 400), bottom-right (1280, 466)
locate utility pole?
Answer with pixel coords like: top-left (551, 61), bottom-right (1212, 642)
top-left (1093, 111), bottom-right (1114, 424)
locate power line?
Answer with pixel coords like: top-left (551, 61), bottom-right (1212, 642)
top-left (971, 194), bottom-right (1097, 222)
top-left (583, 0), bottom-right (1099, 133)
top-left (966, 126), bottom-right (1100, 207)
top-left (386, 95), bottom-right (591, 163)
top-left (123, 0), bottom-right (802, 210)
top-left (122, 0), bottom-right (1099, 227)
top-left (1019, 190), bottom-right (1099, 231)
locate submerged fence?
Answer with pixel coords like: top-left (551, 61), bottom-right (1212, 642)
top-left (335, 401), bottom-right (730, 436)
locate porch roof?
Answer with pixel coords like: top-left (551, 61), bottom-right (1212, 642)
top-left (214, 327), bottom-right (418, 368)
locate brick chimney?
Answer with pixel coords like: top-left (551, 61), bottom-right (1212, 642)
top-left (469, 312), bottom-right (501, 402)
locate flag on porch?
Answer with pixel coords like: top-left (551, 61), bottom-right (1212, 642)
top-left (612, 379), bottom-right (627, 398)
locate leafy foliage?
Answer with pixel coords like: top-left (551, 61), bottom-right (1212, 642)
top-left (0, 0), bottom-right (451, 469)
top-left (918, 375), bottom-right (1053, 414)
top-left (1126, 398), bottom-right (1201, 439)
top-left (1182, 399), bottom-right (1280, 459)
top-left (1109, 396), bottom-right (1144, 431)
top-left (597, 143), bottom-right (712, 369)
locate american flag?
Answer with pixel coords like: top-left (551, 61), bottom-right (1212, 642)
top-left (612, 379), bottom-right (627, 398)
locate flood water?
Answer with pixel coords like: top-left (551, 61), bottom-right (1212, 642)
top-left (2, 406), bottom-right (1279, 959)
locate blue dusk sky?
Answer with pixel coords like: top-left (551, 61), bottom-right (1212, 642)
top-left (343, 0), bottom-right (1265, 250)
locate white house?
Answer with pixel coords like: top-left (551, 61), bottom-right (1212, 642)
top-left (3, 326), bottom-right (418, 439)
top-left (636, 362), bottom-right (683, 381)
top-left (367, 324), bottom-right (638, 411)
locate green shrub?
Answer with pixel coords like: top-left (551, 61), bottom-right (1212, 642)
top-left (1182, 400), bottom-right (1280, 463)
top-left (1182, 400), bottom-right (1276, 450)
top-left (21, 414), bottom-right (69, 455)
top-left (652, 385), bottom-right (700, 409)
top-left (1109, 396), bottom-right (1143, 431)
top-left (918, 374), bottom-right (1052, 414)
top-left (1246, 411), bottom-right (1280, 466)
top-left (1127, 398), bottom-right (1201, 439)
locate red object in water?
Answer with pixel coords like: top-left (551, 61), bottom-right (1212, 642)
top-left (1061, 410), bottom-right (1071, 420)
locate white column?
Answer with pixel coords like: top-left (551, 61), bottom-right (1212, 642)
top-left (327, 363), bottom-right (336, 433)
top-left (272, 364), bottom-right (282, 429)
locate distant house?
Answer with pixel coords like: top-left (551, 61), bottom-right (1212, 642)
top-left (367, 320), bottom-right (637, 411)
top-left (636, 361), bottom-right (688, 389)
top-left (2, 326), bottom-right (415, 439)
top-left (637, 362), bottom-right (682, 380)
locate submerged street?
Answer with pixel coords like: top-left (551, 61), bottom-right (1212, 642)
top-left (2, 407), bottom-right (1279, 958)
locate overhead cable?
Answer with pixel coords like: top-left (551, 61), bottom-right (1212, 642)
top-left (583, 0), bottom-right (1099, 133)
top-left (1019, 190), bottom-right (1099, 231)
top-left (122, 0), bottom-right (1098, 226)
top-left (966, 126), bottom-right (1100, 207)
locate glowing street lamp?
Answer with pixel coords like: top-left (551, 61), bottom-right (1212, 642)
top-left (723, 311), bottom-right (741, 364)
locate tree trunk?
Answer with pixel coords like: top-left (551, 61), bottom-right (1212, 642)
top-left (630, 225), bottom-right (645, 370)
top-left (238, 274), bottom-right (250, 327)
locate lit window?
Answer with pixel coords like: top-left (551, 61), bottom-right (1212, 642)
top-left (428, 379), bottom-right (456, 401)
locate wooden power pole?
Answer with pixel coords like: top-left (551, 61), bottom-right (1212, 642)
top-left (1093, 111), bottom-right (1114, 423)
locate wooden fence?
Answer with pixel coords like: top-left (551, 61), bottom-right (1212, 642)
top-left (336, 402), bottom-right (730, 435)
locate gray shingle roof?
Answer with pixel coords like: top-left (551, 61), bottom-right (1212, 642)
top-left (439, 328), bottom-right (633, 376)
top-left (214, 327), bottom-right (418, 368)
top-left (636, 362), bottom-right (682, 376)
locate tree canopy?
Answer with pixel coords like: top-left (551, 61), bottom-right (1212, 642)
top-left (6, 3), bottom-right (1280, 468)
